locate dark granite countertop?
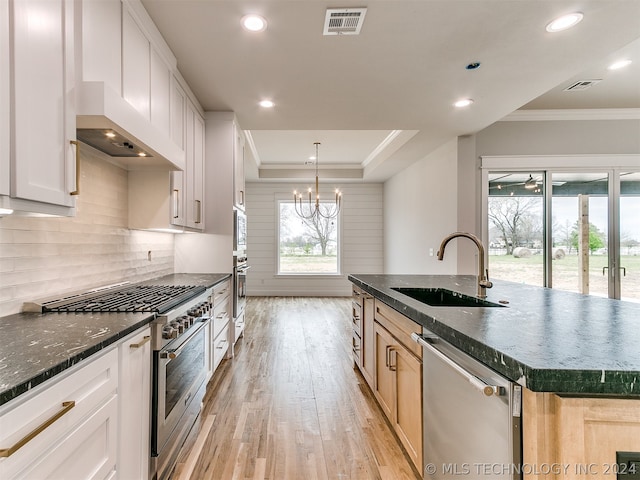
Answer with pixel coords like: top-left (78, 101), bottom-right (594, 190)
top-left (0, 273), bottom-right (231, 407)
top-left (348, 274), bottom-right (640, 396)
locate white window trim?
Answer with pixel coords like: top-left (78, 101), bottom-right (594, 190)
top-left (275, 197), bottom-right (342, 276)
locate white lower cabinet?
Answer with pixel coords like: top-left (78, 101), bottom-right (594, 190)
top-left (0, 349), bottom-right (119, 479)
top-left (0, 325), bottom-right (153, 480)
top-left (118, 327), bottom-right (151, 480)
top-left (209, 279), bottom-right (232, 376)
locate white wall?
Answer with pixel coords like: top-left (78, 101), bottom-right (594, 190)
top-left (475, 119), bottom-right (640, 156)
top-left (0, 151), bottom-right (174, 317)
top-left (174, 233), bottom-right (232, 274)
top-left (383, 138), bottom-right (473, 274)
top-left (246, 181), bottom-right (383, 296)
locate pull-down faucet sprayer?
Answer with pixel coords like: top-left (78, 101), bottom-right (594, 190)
top-left (437, 232), bottom-right (493, 298)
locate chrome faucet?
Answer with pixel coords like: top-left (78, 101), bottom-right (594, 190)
top-left (437, 232), bottom-right (493, 298)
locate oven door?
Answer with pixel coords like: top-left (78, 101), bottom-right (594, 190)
top-left (152, 319), bottom-right (209, 455)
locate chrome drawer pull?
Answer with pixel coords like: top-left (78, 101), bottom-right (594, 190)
top-left (0, 401), bottom-right (76, 458)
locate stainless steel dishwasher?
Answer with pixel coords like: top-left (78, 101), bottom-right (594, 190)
top-left (412, 329), bottom-right (522, 479)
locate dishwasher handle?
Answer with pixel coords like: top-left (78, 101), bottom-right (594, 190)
top-left (411, 333), bottom-right (504, 397)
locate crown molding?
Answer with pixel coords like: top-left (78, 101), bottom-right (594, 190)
top-left (501, 108), bottom-right (640, 122)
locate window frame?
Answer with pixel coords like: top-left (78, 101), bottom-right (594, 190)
top-left (275, 198), bottom-right (343, 277)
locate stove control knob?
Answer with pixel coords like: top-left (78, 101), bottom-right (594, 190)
top-left (162, 326), bottom-right (176, 339)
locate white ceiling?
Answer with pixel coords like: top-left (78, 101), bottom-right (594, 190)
top-left (141, 0), bottom-right (640, 182)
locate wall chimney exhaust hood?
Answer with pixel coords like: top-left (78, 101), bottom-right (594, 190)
top-left (76, 81), bottom-right (185, 171)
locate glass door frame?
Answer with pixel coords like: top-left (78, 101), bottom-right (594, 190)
top-left (480, 155), bottom-right (640, 300)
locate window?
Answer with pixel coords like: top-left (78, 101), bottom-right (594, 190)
top-left (278, 201), bottom-right (339, 274)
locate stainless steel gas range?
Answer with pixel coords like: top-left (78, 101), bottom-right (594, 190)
top-left (34, 282), bottom-right (215, 480)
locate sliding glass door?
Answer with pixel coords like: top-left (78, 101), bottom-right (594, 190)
top-left (620, 172), bottom-right (640, 301)
top-left (550, 172), bottom-right (609, 297)
top-left (487, 173), bottom-right (545, 287)
top-left (483, 162), bottom-right (640, 303)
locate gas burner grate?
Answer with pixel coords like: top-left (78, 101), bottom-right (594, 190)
top-left (41, 285), bottom-right (207, 314)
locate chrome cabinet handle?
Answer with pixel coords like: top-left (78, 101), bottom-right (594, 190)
top-left (172, 189), bottom-right (180, 219)
top-left (130, 335), bottom-right (151, 349)
top-left (70, 140), bottom-right (80, 195)
top-left (411, 333), bottom-right (502, 397)
top-left (0, 401), bottom-right (76, 457)
top-left (195, 200), bottom-right (202, 224)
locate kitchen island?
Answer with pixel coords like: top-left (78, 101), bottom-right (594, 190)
top-left (349, 274), bottom-right (640, 479)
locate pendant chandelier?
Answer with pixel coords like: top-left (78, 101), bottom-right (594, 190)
top-left (292, 142), bottom-right (342, 220)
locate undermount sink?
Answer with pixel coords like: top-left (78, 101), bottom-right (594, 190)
top-left (391, 287), bottom-right (505, 308)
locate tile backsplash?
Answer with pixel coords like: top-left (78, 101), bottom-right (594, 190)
top-left (0, 152), bottom-right (174, 317)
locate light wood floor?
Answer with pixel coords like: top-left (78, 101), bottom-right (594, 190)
top-left (172, 297), bottom-right (421, 480)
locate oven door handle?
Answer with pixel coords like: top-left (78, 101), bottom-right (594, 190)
top-left (161, 321), bottom-right (207, 360)
top-left (237, 266), bottom-right (251, 273)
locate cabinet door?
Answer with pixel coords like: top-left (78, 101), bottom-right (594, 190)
top-left (18, 396), bottom-right (118, 480)
top-left (234, 125), bottom-right (245, 209)
top-left (118, 327), bottom-right (151, 480)
top-left (361, 294), bottom-right (376, 387)
top-left (0, 349), bottom-right (118, 479)
top-left (11, 0), bottom-right (76, 207)
top-left (392, 343), bottom-right (423, 471)
top-left (0, 0), bottom-right (8, 197)
top-left (150, 47), bottom-right (171, 136)
top-left (170, 76), bottom-right (186, 150)
top-left (373, 322), bottom-right (395, 420)
top-left (122, 5), bottom-right (150, 119)
top-left (184, 101), bottom-right (204, 230)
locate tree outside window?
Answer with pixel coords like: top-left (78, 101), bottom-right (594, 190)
top-left (278, 202), bottom-right (339, 274)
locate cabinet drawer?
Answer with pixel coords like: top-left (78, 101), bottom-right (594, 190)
top-left (212, 324), bottom-right (230, 372)
top-left (233, 310), bottom-right (245, 343)
top-left (0, 349), bottom-right (118, 478)
top-left (16, 395), bottom-right (118, 480)
top-left (374, 301), bottom-right (422, 360)
top-left (212, 302), bottom-right (231, 339)
top-left (213, 279), bottom-right (231, 305)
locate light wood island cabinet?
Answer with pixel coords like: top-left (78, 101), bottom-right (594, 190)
top-left (523, 389), bottom-right (640, 479)
top-left (373, 300), bottom-right (423, 474)
top-left (351, 286), bottom-right (423, 476)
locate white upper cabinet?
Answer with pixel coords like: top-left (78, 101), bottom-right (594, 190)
top-left (80, 0), bottom-right (121, 94)
top-left (234, 126), bottom-right (246, 210)
top-left (150, 48), bottom-right (171, 136)
top-left (185, 101), bottom-right (205, 230)
top-left (77, 0), bottom-right (184, 171)
top-left (122, 5), bottom-right (151, 120)
top-left (129, 78), bottom-right (205, 233)
top-left (0, 0), bottom-right (77, 215)
top-left (1, 0), bottom-right (9, 198)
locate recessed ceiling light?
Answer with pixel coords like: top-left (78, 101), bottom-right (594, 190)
top-left (242, 14), bottom-right (267, 32)
top-left (608, 59), bottom-right (632, 70)
top-left (259, 100), bottom-right (275, 108)
top-left (105, 131), bottom-right (116, 138)
top-left (454, 98), bottom-right (474, 108)
top-left (137, 152), bottom-right (147, 157)
top-left (545, 12), bottom-right (583, 33)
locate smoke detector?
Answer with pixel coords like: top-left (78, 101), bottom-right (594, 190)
top-left (563, 79), bottom-right (602, 91)
top-left (323, 8), bottom-right (367, 35)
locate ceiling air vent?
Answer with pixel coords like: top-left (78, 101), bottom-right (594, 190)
top-left (563, 79), bottom-right (602, 91)
top-left (323, 8), bottom-right (367, 35)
